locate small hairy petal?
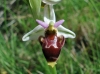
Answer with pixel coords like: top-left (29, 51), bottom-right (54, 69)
top-left (36, 19), bottom-right (48, 28)
top-left (54, 20), bottom-right (64, 27)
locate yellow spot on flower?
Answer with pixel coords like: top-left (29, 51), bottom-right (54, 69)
top-left (48, 24), bottom-right (54, 31)
top-left (46, 22), bottom-right (57, 31)
top-left (48, 62), bottom-right (57, 67)
top-left (45, 23), bottom-right (57, 36)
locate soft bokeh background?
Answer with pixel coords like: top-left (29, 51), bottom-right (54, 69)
top-left (0, 0), bottom-right (100, 74)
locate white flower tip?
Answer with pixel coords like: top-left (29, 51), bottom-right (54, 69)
top-left (70, 33), bottom-right (76, 39)
top-left (73, 33), bottom-right (76, 38)
top-left (65, 31), bottom-right (76, 39)
top-left (22, 34), bottom-right (29, 41)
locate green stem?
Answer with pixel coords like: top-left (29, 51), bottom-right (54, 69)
top-left (49, 66), bottom-right (57, 74)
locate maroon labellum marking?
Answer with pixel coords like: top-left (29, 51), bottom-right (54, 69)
top-left (39, 35), bottom-right (65, 62)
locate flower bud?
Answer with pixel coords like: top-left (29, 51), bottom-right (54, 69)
top-left (42, 0), bottom-right (61, 5)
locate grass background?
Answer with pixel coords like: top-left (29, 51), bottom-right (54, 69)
top-left (0, 0), bottom-right (100, 74)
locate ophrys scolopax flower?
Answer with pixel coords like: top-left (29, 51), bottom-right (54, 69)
top-left (22, 19), bottom-right (75, 67)
top-left (23, 0), bottom-right (76, 67)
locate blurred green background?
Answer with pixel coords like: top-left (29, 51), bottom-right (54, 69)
top-left (0, 0), bottom-right (100, 74)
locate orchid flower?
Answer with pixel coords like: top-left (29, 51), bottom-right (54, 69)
top-left (22, 19), bottom-right (75, 67)
top-left (22, 19), bottom-right (75, 41)
top-left (22, 20), bottom-right (75, 67)
top-left (22, 0), bottom-right (76, 67)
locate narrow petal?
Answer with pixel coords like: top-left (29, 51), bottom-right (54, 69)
top-left (22, 25), bottom-right (44, 41)
top-left (58, 25), bottom-right (76, 38)
top-left (54, 20), bottom-right (64, 27)
top-left (36, 19), bottom-right (48, 28)
top-left (44, 5), bottom-right (56, 24)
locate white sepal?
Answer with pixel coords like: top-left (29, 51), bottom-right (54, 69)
top-left (44, 5), bottom-right (56, 24)
top-left (22, 25), bottom-right (44, 41)
top-left (57, 25), bottom-right (76, 38)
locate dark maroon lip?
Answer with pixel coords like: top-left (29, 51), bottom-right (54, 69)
top-left (38, 35), bottom-right (65, 62)
top-left (42, 46), bottom-right (61, 62)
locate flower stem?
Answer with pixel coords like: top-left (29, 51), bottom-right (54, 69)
top-left (49, 66), bottom-right (57, 74)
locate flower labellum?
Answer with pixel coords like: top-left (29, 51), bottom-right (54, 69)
top-left (38, 21), bottom-right (65, 67)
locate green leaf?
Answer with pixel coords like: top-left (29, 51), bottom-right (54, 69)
top-left (29, 0), bottom-right (41, 19)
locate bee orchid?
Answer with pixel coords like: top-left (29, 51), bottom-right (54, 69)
top-left (22, 0), bottom-right (76, 67)
top-left (22, 19), bottom-right (75, 67)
